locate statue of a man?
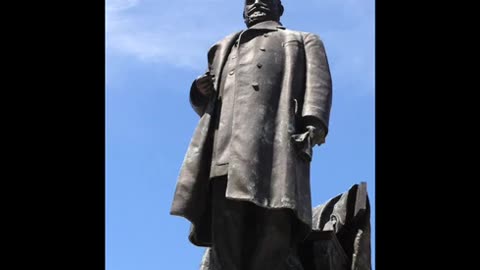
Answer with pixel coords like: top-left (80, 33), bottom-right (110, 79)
top-left (171, 0), bottom-right (332, 269)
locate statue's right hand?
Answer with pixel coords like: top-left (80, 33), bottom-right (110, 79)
top-left (195, 73), bottom-right (214, 97)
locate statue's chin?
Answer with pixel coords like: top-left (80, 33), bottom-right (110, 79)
top-left (250, 10), bottom-right (267, 18)
top-left (246, 13), bottom-right (271, 27)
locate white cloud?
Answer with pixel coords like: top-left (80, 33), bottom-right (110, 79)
top-left (106, 0), bottom-right (374, 95)
top-left (106, 0), bottom-right (243, 69)
top-left (107, 0), bottom-right (140, 12)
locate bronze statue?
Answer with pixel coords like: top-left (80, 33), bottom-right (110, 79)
top-left (171, 0), bottom-right (333, 269)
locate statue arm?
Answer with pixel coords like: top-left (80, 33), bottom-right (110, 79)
top-left (302, 33), bottom-right (333, 145)
top-left (189, 72), bottom-right (214, 117)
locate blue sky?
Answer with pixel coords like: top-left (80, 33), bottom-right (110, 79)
top-left (106, 0), bottom-right (375, 269)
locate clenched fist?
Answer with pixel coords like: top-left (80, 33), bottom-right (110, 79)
top-left (195, 72), bottom-right (215, 97)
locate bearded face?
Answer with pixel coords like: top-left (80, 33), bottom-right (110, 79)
top-left (243, 0), bottom-right (284, 27)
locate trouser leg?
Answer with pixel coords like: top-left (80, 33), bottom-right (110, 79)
top-left (210, 176), bottom-right (297, 270)
top-left (246, 207), bottom-right (295, 270)
top-left (210, 177), bottom-right (250, 270)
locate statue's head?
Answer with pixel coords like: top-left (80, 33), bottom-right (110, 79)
top-left (243, 0), bottom-right (284, 28)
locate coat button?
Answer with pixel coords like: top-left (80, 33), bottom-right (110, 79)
top-left (259, 47), bottom-right (266, 51)
top-left (229, 70), bottom-right (235, 75)
top-left (252, 82), bottom-right (259, 90)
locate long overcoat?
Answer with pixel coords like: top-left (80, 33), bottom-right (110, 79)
top-left (170, 21), bottom-right (332, 246)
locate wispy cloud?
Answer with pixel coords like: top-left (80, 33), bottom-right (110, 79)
top-left (107, 0), bottom-right (140, 12)
top-left (106, 0), bottom-right (243, 69)
top-left (106, 0), bottom-right (374, 94)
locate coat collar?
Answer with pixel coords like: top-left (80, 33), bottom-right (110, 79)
top-left (246, 20), bottom-right (286, 31)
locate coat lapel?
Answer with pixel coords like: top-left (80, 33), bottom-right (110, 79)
top-left (208, 32), bottom-right (242, 92)
top-left (208, 21), bottom-right (284, 92)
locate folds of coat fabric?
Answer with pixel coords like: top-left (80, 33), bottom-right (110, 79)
top-left (171, 22), bottom-right (333, 238)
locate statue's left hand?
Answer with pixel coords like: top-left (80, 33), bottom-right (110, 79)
top-left (195, 72), bottom-right (215, 97)
top-left (305, 125), bottom-right (326, 146)
top-left (291, 125), bottom-right (326, 162)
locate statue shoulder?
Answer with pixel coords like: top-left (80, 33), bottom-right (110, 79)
top-left (206, 30), bottom-right (243, 62)
top-left (301, 32), bottom-right (326, 44)
top-left (209, 31), bottom-right (243, 50)
top-left (281, 28), bottom-right (325, 44)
